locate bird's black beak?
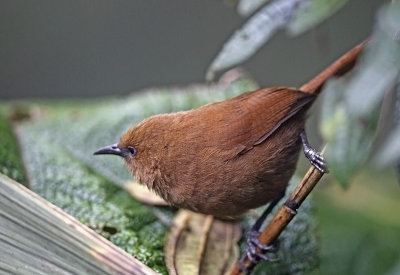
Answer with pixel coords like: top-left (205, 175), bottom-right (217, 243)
top-left (94, 143), bottom-right (124, 157)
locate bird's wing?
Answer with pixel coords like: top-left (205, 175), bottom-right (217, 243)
top-left (204, 87), bottom-right (315, 157)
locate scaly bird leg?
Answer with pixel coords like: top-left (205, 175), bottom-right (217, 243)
top-left (240, 192), bottom-right (285, 270)
top-left (300, 130), bottom-right (328, 173)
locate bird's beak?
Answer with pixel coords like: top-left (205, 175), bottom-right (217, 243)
top-left (94, 143), bottom-right (124, 157)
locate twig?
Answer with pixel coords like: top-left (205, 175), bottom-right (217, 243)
top-left (230, 163), bottom-right (324, 275)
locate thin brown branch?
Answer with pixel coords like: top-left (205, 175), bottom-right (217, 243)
top-left (230, 164), bottom-right (324, 275)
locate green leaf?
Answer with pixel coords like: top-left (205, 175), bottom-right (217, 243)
top-left (237, 0), bottom-right (271, 17)
top-left (375, 125), bottom-right (400, 167)
top-left (288, 0), bottom-right (348, 36)
top-left (206, 0), bottom-right (310, 81)
top-left (344, 5), bottom-right (400, 117)
top-left (0, 111), bottom-right (27, 185)
top-left (319, 3), bottom-right (400, 186)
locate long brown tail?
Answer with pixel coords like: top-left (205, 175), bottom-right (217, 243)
top-left (300, 40), bottom-right (369, 94)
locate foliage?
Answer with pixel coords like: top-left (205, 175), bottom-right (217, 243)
top-left (207, 0), bottom-right (310, 80)
top-left (320, 3), bottom-right (400, 187)
top-left (0, 112), bottom-right (27, 185)
top-left (314, 170), bottom-right (400, 275)
top-left (207, 0), bottom-right (350, 80)
top-left (288, 0), bottom-right (348, 35)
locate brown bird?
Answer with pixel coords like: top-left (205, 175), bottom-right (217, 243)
top-left (96, 87), bottom-right (319, 218)
top-left (94, 41), bottom-right (365, 263)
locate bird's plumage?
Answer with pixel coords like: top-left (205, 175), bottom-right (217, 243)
top-left (119, 87), bottom-right (315, 218)
top-left (94, 41), bottom-right (365, 225)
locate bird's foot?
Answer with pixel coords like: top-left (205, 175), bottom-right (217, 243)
top-left (303, 146), bottom-right (328, 173)
top-left (243, 230), bottom-right (279, 265)
top-left (300, 131), bottom-right (329, 173)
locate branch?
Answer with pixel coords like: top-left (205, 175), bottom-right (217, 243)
top-left (230, 164), bottom-right (324, 275)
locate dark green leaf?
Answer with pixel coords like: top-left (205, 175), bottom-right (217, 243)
top-left (0, 111), bottom-right (27, 185)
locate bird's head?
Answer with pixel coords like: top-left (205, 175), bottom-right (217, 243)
top-left (93, 123), bottom-right (141, 170)
top-left (93, 116), bottom-right (163, 180)
top-left (93, 142), bottom-right (137, 159)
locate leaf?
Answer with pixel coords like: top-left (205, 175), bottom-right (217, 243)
top-left (319, 79), bottom-right (379, 187)
top-left (206, 0), bottom-right (310, 81)
top-left (344, 13), bottom-right (400, 117)
top-left (237, 0), bottom-right (271, 17)
top-left (287, 0), bottom-right (348, 36)
top-left (125, 181), bottom-right (168, 206)
top-left (0, 173), bottom-right (156, 275)
top-left (374, 126), bottom-right (400, 167)
top-left (0, 111), bottom-right (27, 185)
top-left (319, 3), bottom-right (400, 186)
top-left (164, 210), bottom-right (241, 275)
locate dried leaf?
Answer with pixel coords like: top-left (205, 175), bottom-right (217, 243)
top-left (165, 210), bottom-right (241, 275)
top-left (125, 181), bottom-right (168, 206)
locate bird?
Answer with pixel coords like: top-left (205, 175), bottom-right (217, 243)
top-left (94, 40), bottom-right (365, 264)
top-left (95, 87), bottom-right (321, 219)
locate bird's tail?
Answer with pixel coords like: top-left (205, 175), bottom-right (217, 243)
top-left (300, 40), bottom-right (368, 95)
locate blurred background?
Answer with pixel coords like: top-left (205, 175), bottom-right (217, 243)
top-left (0, 0), bottom-right (384, 98)
top-left (2, 1), bottom-right (399, 275)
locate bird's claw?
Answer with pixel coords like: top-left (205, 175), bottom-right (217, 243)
top-left (243, 230), bottom-right (279, 265)
top-left (300, 131), bottom-right (329, 173)
top-left (304, 147), bottom-right (329, 173)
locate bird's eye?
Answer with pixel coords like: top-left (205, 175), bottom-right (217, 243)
top-left (127, 146), bottom-right (137, 156)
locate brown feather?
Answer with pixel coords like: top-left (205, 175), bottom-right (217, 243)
top-left (119, 87), bottom-right (315, 218)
